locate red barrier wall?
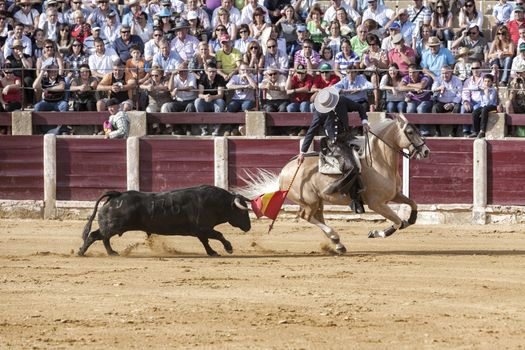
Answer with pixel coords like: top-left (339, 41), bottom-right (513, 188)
top-left (487, 140), bottom-right (525, 205)
top-left (56, 139), bottom-right (127, 200)
top-left (409, 139), bottom-right (473, 204)
top-left (228, 139), bottom-right (300, 188)
top-left (0, 136), bottom-right (43, 200)
top-left (139, 139), bottom-right (214, 192)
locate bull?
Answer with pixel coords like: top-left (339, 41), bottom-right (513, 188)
top-left (78, 185), bottom-right (251, 256)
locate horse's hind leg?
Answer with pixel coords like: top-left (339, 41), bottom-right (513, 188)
top-left (391, 192), bottom-right (418, 226)
top-left (367, 202), bottom-right (405, 239)
top-left (310, 210), bottom-right (347, 254)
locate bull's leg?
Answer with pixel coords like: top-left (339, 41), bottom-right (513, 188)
top-left (310, 211), bottom-right (347, 254)
top-left (205, 229), bottom-right (233, 254)
top-left (102, 237), bottom-right (119, 256)
top-left (391, 192), bottom-right (418, 226)
top-left (78, 229), bottom-right (103, 256)
top-left (366, 202), bottom-right (404, 239)
top-left (197, 236), bottom-right (219, 256)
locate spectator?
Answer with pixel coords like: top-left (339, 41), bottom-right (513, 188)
top-left (125, 45), bottom-right (148, 85)
top-left (102, 11), bottom-right (121, 45)
top-left (65, 0), bottom-right (90, 27)
top-left (350, 24), bottom-right (369, 58)
top-left (69, 64), bottom-right (98, 111)
top-left (265, 0), bottom-right (290, 23)
top-left (32, 28), bottom-right (45, 59)
top-left (226, 62), bottom-right (257, 113)
top-left (248, 7), bottom-right (269, 41)
top-left (267, 24), bottom-right (287, 57)
top-left (234, 24), bottom-right (255, 55)
top-left (33, 63), bottom-right (68, 113)
top-left (5, 39), bottom-right (34, 107)
top-left (311, 63), bottom-right (340, 105)
top-left (505, 64), bottom-right (525, 114)
top-left (451, 24), bottom-right (487, 63)
top-left (259, 65), bottom-right (289, 113)
top-left (194, 62), bottom-right (227, 136)
top-left (390, 8), bottom-right (416, 44)
top-left (353, 0), bottom-right (385, 15)
top-left (307, 6), bottom-right (327, 51)
top-left (113, 24), bottom-right (144, 64)
top-left (493, 0), bottom-right (513, 26)
top-left (36, 39), bottom-right (64, 77)
top-left (388, 33), bottom-right (416, 76)
top-left (71, 10), bottom-right (91, 44)
top-left (454, 47), bottom-right (473, 81)
top-left (276, 5), bottom-right (299, 49)
top-left (209, 25), bottom-right (227, 55)
top-left (4, 22), bottom-right (32, 58)
top-left (189, 43), bottom-right (216, 80)
top-left (0, 12), bottom-right (12, 50)
top-left (186, 10), bottom-right (206, 42)
top-left (156, 8), bottom-right (174, 40)
top-left (508, 5), bottom-right (525, 45)
top-left (461, 60), bottom-right (484, 136)
top-left (431, 66), bottom-right (463, 136)
top-left (183, 0), bottom-right (211, 32)
top-left (381, 22), bottom-right (400, 52)
top-left (319, 45), bottom-right (335, 70)
top-left (335, 7), bottom-right (356, 37)
top-left (413, 23), bottom-right (432, 62)
top-left (40, 8), bottom-right (61, 41)
top-left (170, 18), bottom-right (200, 63)
top-left (162, 62), bottom-right (198, 115)
top-left (518, 26), bottom-right (525, 48)
top-left (216, 33), bottom-right (242, 81)
top-left (431, 1), bottom-right (454, 42)
top-left (362, 33), bottom-right (388, 108)
top-left (57, 23), bottom-right (74, 56)
top-left (286, 64), bottom-right (313, 113)
top-left (323, 0), bottom-right (361, 27)
top-left (152, 38), bottom-right (183, 75)
top-left (294, 38), bottom-right (320, 74)
top-left (324, 21), bottom-right (342, 56)
top-left (131, 12), bottom-right (153, 43)
top-left (458, 0), bottom-right (483, 33)
top-left (96, 61), bottom-right (135, 111)
top-left (400, 64), bottom-right (433, 136)
top-left (263, 38), bottom-right (289, 76)
top-left (380, 63), bottom-right (407, 113)
top-left (288, 24), bottom-right (309, 62)
top-left (468, 74), bottom-right (497, 139)
top-left (64, 39), bottom-right (88, 84)
top-left (104, 98), bottom-right (130, 139)
top-left (421, 36), bottom-right (455, 80)
top-left (511, 43), bottom-right (525, 78)
top-left (333, 63), bottom-right (373, 112)
top-left (293, 0), bottom-right (318, 21)
top-left (407, 0), bottom-right (432, 32)
top-left (89, 37), bottom-right (119, 79)
top-left (244, 41), bottom-right (264, 76)
top-left (334, 38), bottom-right (360, 78)
top-left (13, 0), bottom-right (39, 35)
top-left (84, 26), bottom-right (109, 56)
top-left (88, 0), bottom-right (120, 29)
top-left (362, 0), bottom-right (394, 28)
top-left (0, 63), bottom-right (22, 112)
top-left (140, 65), bottom-right (171, 113)
top-left (488, 25), bottom-right (515, 86)
top-left (211, 0), bottom-right (241, 29)
top-left (144, 27), bottom-right (164, 66)
top-left (121, 0), bottom-right (143, 28)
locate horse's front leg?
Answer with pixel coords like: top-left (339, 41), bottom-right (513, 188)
top-left (391, 192), bottom-right (418, 226)
top-left (366, 202), bottom-right (405, 239)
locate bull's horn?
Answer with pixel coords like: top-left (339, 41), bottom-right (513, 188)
top-left (234, 197), bottom-right (250, 211)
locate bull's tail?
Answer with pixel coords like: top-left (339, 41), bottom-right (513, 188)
top-left (82, 191), bottom-right (122, 241)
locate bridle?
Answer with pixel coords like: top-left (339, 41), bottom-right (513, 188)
top-left (364, 123), bottom-right (426, 166)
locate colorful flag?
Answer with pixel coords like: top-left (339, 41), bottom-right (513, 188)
top-left (251, 190), bottom-right (289, 220)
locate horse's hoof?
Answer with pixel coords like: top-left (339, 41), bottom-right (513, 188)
top-left (368, 231), bottom-right (377, 238)
top-left (368, 230), bottom-right (385, 238)
top-left (335, 243), bottom-right (347, 255)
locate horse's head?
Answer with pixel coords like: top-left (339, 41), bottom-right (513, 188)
top-left (395, 113), bottom-right (430, 159)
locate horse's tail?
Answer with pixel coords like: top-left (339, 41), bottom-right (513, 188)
top-left (82, 191), bottom-right (121, 241)
top-left (233, 169), bottom-right (280, 200)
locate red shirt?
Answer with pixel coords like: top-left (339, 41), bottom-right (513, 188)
top-left (508, 20), bottom-right (525, 45)
top-left (312, 74), bottom-right (340, 89)
top-left (290, 74), bottom-right (314, 103)
top-left (0, 77), bottom-right (22, 104)
top-left (388, 45), bottom-right (416, 76)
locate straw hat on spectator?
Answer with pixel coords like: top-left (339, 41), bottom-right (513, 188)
top-left (10, 39), bottom-right (25, 49)
top-left (428, 36), bottom-right (441, 47)
top-left (264, 65), bottom-right (278, 76)
top-left (314, 86), bottom-right (339, 114)
top-left (19, 0), bottom-right (32, 5)
top-left (392, 33), bottom-right (404, 44)
top-left (455, 47), bottom-right (470, 58)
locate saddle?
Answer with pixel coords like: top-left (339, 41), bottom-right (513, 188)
top-left (318, 135), bottom-right (362, 175)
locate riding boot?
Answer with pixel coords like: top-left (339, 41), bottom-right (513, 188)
top-left (348, 178), bottom-right (365, 214)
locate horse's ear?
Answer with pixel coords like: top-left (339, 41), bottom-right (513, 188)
top-left (396, 112), bottom-right (408, 127)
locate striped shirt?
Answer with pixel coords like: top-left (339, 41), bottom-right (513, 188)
top-left (108, 111), bottom-right (130, 139)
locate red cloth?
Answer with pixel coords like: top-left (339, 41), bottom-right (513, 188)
top-left (312, 74), bottom-right (340, 89)
top-left (71, 23), bottom-right (92, 43)
top-left (251, 190), bottom-right (289, 220)
top-left (290, 74), bottom-right (314, 103)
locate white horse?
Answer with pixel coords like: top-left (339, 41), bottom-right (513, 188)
top-left (240, 114), bottom-right (431, 254)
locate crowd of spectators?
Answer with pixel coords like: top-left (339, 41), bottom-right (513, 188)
top-left (1, 0), bottom-right (525, 137)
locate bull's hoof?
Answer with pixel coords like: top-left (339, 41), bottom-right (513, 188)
top-left (224, 241), bottom-right (233, 254)
top-left (107, 250), bottom-right (119, 256)
top-left (207, 251), bottom-right (220, 257)
top-left (77, 249), bottom-right (85, 256)
top-left (335, 243), bottom-right (347, 255)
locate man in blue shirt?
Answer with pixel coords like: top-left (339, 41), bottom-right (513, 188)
top-left (421, 36), bottom-right (455, 80)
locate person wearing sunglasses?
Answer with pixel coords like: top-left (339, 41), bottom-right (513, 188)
top-left (0, 63), bottom-right (22, 114)
top-left (13, 0), bottom-right (39, 35)
top-left (233, 23), bottom-right (254, 55)
top-left (87, 0), bottom-right (121, 30)
top-left (488, 25), bottom-right (515, 86)
top-left (458, 1), bottom-right (483, 33)
top-left (65, 0), bottom-right (90, 26)
top-left (259, 65), bottom-right (288, 116)
top-left (460, 60), bottom-right (484, 136)
top-left (113, 24), bottom-right (144, 65)
top-left (430, 1), bottom-right (454, 42)
top-left (211, 0), bottom-right (241, 29)
top-left (451, 24), bottom-right (487, 64)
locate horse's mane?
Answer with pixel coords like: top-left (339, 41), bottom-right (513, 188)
top-left (370, 118), bottom-right (396, 137)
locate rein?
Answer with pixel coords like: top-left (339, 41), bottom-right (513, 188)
top-left (365, 128), bottom-right (426, 161)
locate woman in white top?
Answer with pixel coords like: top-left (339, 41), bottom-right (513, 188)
top-left (458, 0), bottom-right (483, 32)
top-left (431, 1), bottom-right (454, 42)
top-left (379, 63), bottom-right (407, 113)
top-left (217, 8), bottom-right (237, 42)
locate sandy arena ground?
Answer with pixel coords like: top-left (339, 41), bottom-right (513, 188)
top-left (0, 218), bottom-right (524, 349)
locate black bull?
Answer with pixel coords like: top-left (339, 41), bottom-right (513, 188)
top-left (78, 185), bottom-right (252, 256)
